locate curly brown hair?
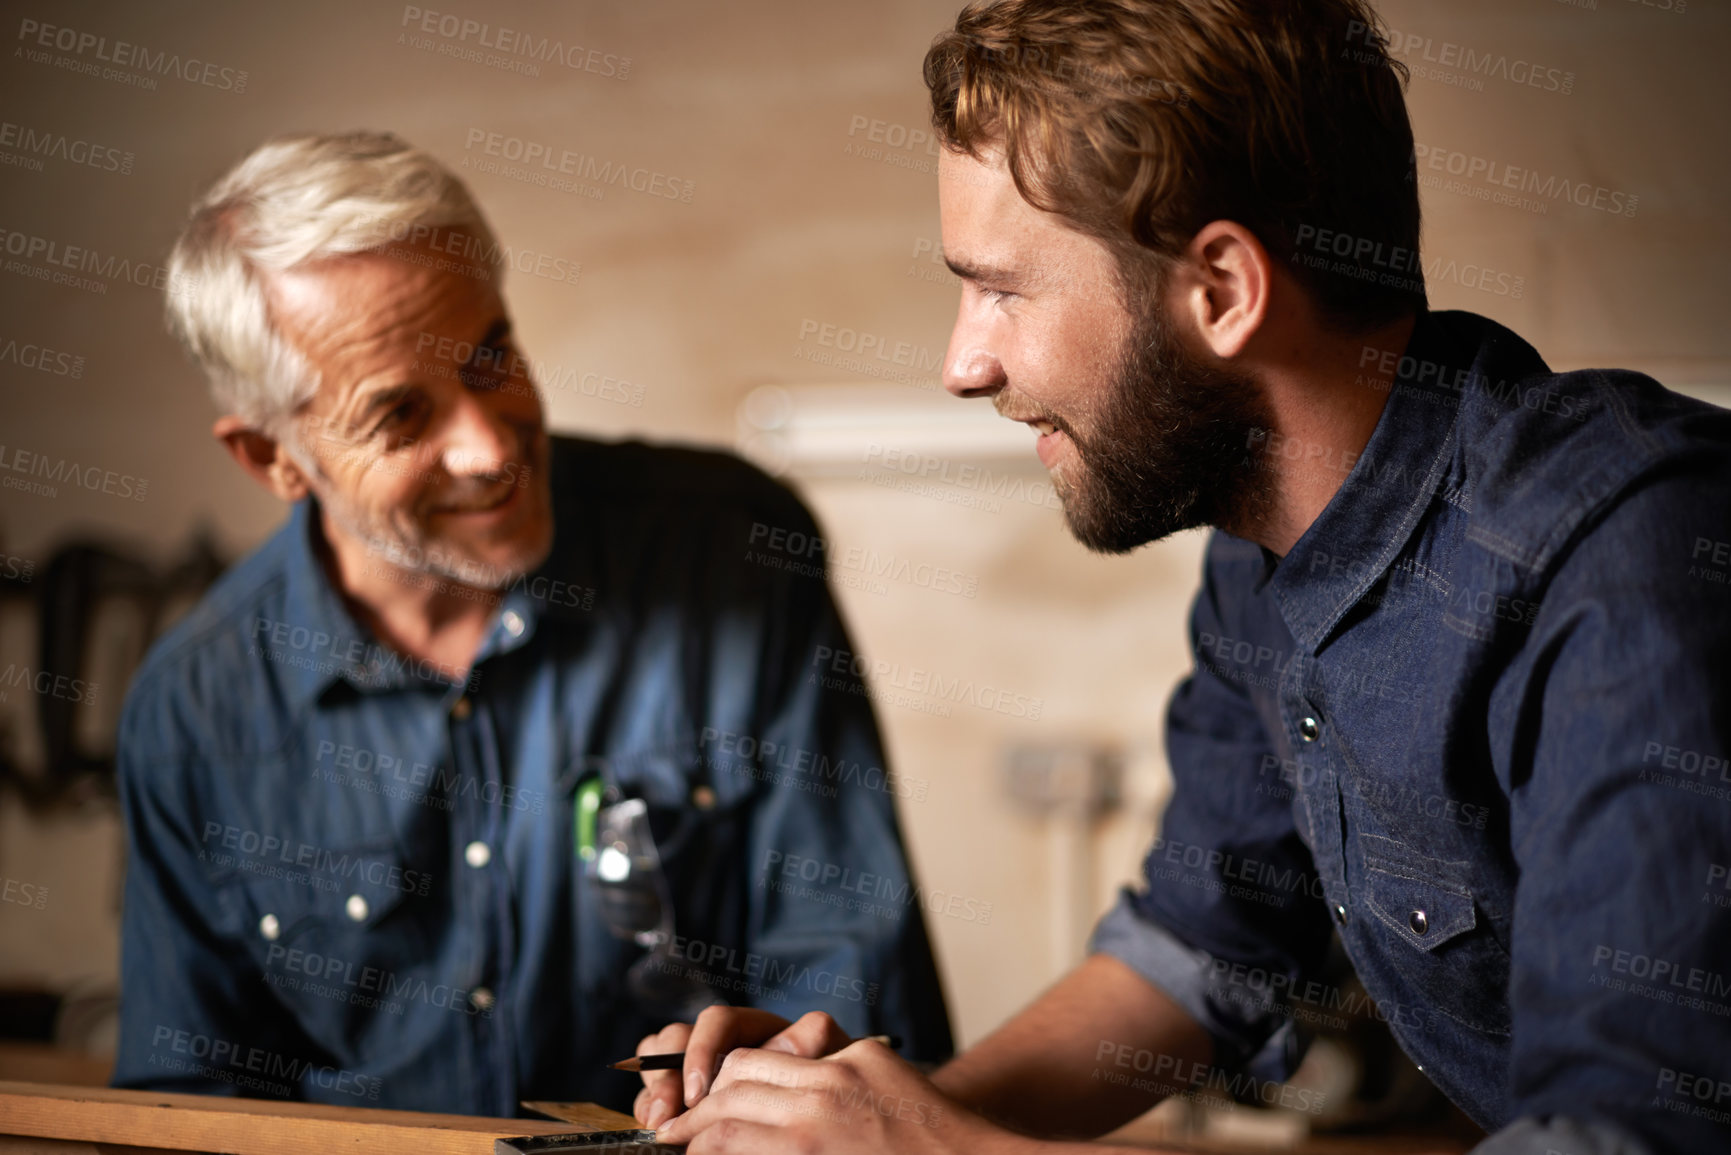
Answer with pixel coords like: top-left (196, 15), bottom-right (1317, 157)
top-left (925, 0), bottom-right (1425, 331)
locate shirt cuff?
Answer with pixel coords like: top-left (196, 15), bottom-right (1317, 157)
top-left (1472, 1116), bottom-right (1653, 1155)
top-left (1087, 889), bottom-right (1303, 1081)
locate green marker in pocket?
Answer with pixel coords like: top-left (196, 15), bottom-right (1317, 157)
top-left (575, 776), bottom-right (605, 862)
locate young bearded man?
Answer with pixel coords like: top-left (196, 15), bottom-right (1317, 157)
top-left (110, 131), bottom-right (951, 1115)
top-left (634, 2), bottom-right (1731, 1152)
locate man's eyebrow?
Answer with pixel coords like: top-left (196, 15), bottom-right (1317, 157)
top-left (943, 252), bottom-right (1022, 287)
top-left (337, 318), bottom-right (515, 435)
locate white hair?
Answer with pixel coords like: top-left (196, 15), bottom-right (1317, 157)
top-left (166, 130), bottom-right (502, 430)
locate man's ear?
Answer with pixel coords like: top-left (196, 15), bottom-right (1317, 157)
top-left (1172, 221), bottom-right (1271, 361)
top-left (212, 415), bottom-right (313, 503)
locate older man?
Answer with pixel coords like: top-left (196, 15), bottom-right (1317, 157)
top-left (110, 131), bottom-right (950, 1116)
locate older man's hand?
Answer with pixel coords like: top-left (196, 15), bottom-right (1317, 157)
top-left (652, 1035), bottom-right (1017, 1155)
top-left (633, 1007), bottom-right (858, 1130)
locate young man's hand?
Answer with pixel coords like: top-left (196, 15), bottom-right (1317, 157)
top-left (633, 1007), bottom-right (857, 1129)
top-left (651, 1035), bottom-right (1022, 1154)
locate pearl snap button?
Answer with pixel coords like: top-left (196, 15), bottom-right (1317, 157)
top-left (451, 697), bottom-right (473, 720)
top-left (345, 894), bottom-right (370, 922)
top-left (259, 913), bottom-right (280, 941)
top-left (1409, 909), bottom-right (1429, 935)
top-left (1333, 903), bottom-right (1347, 926)
top-left (471, 987), bottom-right (495, 1011)
top-left (465, 840), bottom-right (491, 868)
top-left (502, 611), bottom-right (524, 637)
top-left (1300, 717), bottom-right (1320, 742)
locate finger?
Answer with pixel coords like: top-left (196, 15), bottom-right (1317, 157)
top-left (685, 1118), bottom-right (795, 1155)
top-left (760, 1010), bottom-right (852, 1057)
top-left (709, 1046), bottom-right (835, 1100)
top-left (683, 1005), bottom-right (794, 1106)
top-left (636, 1024), bottom-right (691, 1129)
top-left (637, 1021), bottom-right (692, 1058)
top-left (834, 1033), bottom-right (897, 1063)
top-left (656, 1067), bottom-right (819, 1146)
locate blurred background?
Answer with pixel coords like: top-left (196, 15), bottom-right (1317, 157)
top-left (1, 0), bottom-right (1726, 1148)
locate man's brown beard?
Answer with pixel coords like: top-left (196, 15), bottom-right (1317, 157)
top-left (1053, 303), bottom-right (1277, 554)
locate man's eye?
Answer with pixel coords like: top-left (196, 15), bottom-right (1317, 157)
top-left (976, 285), bottom-right (1014, 305)
top-left (373, 398), bottom-right (428, 439)
top-left (459, 345), bottom-right (513, 391)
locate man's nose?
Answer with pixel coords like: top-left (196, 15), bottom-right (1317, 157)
top-left (943, 346), bottom-right (1006, 398)
top-left (942, 299), bottom-right (1007, 399)
top-left (438, 391), bottom-right (517, 479)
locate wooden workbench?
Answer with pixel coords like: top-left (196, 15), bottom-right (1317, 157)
top-left (0, 1080), bottom-right (641, 1154)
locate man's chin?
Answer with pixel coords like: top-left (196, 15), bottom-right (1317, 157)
top-left (428, 504), bottom-right (554, 589)
top-left (375, 523), bottom-right (549, 592)
top-left (1055, 478), bottom-right (1196, 556)
top-left (1062, 509), bottom-right (1178, 555)
top-left (436, 540), bottom-right (551, 591)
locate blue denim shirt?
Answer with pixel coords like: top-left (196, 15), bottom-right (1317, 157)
top-left (1091, 310), bottom-right (1731, 1155)
top-left (112, 436), bottom-right (952, 1116)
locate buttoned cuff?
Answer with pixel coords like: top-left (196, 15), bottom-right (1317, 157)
top-left (1472, 1116), bottom-right (1653, 1155)
top-left (1087, 890), bottom-right (1303, 1082)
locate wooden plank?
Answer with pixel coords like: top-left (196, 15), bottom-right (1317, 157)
top-left (0, 1082), bottom-right (638, 1155)
top-left (0, 1137), bottom-right (195, 1155)
top-left (519, 1102), bottom-right (641, 1129)
top-left (0, 1046), bottom-right (112, 1089)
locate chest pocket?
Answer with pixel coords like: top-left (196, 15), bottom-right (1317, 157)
top-left (561, 745), bottom-right (747, 963)
top-left (213, 839), bottom-right (433, 980)
top-left (560, 744), bottom-right (726, 864)
top-left (1360, 848), bottom-right (1512, 1037)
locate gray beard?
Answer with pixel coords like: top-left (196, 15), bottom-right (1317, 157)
top-left (289, 437), bottom-right (537, 592)
top-left (360, 527), bottom-right (529, 591)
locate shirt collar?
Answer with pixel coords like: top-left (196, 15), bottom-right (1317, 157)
top-left (1265, 311), bottom-right (1467, 652)
top-left (272, 499), bottom-right (382, 710)
top-left (496, 436), bottom-right (600, 632)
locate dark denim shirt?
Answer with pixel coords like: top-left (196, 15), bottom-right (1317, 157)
top-left (112, 436), bottom-right (952, 1116)
top-left (1091, 310), bottom-right (1731, 1155)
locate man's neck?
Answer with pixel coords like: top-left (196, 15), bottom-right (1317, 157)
top-left (1242, 311), bottom-right (1419, 558)
top-left (314, 509), bottom-right (498, 678)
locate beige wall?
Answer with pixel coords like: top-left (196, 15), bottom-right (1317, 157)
top-left (1, 0), bottom-right (1727, 1053)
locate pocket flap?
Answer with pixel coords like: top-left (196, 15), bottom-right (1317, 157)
top-left (213, 839), bottom-right (421, 944)
top-left (1363, 864), bottom-right (1476, 951)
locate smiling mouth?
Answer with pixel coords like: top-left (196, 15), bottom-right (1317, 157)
top-left (1008, 417), bottom-right (1067, 469)
top-left (435, 485), bottom-right (518, 516)
top-left (996, 408), bottom-right (1056, 431)
top-left (1003, 414), bottom-right (1062, 441)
